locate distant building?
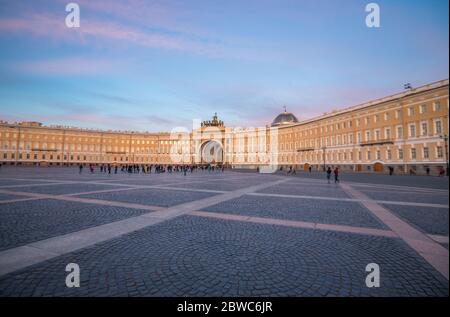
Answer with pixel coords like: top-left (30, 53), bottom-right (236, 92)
top-left (1, 79), bottom-right (448, 175)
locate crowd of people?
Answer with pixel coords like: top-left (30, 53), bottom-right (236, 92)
top-left (78, 163), bottom-right (226, 175)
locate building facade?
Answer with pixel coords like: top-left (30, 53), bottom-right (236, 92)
top-left (1, 79), bottom-right (448, 175)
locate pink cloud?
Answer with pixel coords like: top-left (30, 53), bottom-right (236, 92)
top-left (0, 9), bottom-right (224, 58)
top-left (13, 57), bottom-right (125, 76)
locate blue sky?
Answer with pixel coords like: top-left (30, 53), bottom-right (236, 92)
top-left (0, 0), bottom-right (448, 131)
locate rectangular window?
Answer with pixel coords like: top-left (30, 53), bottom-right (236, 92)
top-left (375, 130), bottom-right (380, 140)
top-left (435, 120), bottom-right (442, 134)
top-left (421, 122), bottom-right (428, 136)
top-left (433, 101), bottom-right (441, 112)
top-left (397, 126), bottom-right (403, 139)
top-left (437, 146), bottom-right (443, 158)
top-left (366, 131), bottom-right (370, 141)
top-left (408, 107), bottom-right (414, 116)
top-left (367, 151), bottom-right (371, 160)
top-left (385, 128), bottom-right (391, 139)
top-left (420, 104), bottom-right (427, 114)
top-left (376, 150), bottom-right (381, 160)
top-left (398, 149), bottom-right (403, 159)
top-left (396, 110), bottom-right (401, 119)
top-left (387, 149), bottom-right (392, 160)
top-left (423, 147), bottom-right (429, 159)
top-left (409, 125), bottom-right (416, 137)
top-left (411, 148), bottom-right (416, 160)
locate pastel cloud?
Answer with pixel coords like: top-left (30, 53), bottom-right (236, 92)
top-left (0, 10), bottom-right (226, 58)
top-left (12, 57), bottom-right (125, 76)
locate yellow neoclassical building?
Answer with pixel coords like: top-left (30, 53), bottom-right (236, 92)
top-left (1, 79), bottom-right (448, 175)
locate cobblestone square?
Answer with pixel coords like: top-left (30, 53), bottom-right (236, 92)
top-left (0, 167), bottom-right (448, 297)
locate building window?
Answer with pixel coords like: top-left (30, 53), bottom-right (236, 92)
top-left (387, 149), bottom-right (392, 160)
top-left (358, 151), bottom-right (362, 160)
top-left (385, 128), bottom-right (391, 139)
top-left (367, 151), bottom-right (371, 160)
top-left (437, 146), bottom-right (443, 158)
top-left (408, 107), bottom-right (414, 116)
top-left (409, 125), bottom-right (416, 137)
top-left (398, 149), bottom-right (403, 159)
top-left (411, 148), bottom-right (416, 160)
top-left (365, 131), bottom-right (370, 141)
top-left (397, 126), bottom-right (403, 139)
top-left (375, 130), bottom-right (380, 141)
top-left (376, 150), bottom-right (381, 160)
top-left (384, 112), bottom-right (389, 121)
top-left (421, 122), bottom-right (428, 136)
top-left (433, 101), bottom-right (441, 112)
top-left (435, 120), bottom-right (442, 134)
top-left (423, 147), bottom-right (429, 159)
top-left (396, 110), bottom-right (401, 119)
top-left (420, 104), bottom-right (427, 114)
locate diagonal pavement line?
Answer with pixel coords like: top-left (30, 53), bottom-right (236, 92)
top-left (427, 234), bottom-right (449, 244)
top-left (189, 210), bottom-right (398, 238)
top-left (340, 183), bottom-right (449, 280)
top-left (0, 189), bottom-right (163, 211)
top-left (247, 192), bottom-right (448, 209)
top-left (0, 181), bottom-right (85, 189)
top-left (152, 186), bottom-right (227, 194)
top-left (0, 197), bottom-right (45, 205)
top-left (345, 182), bottom-right (449, 194)
top-left (0, 178), bottom-right (289, 277)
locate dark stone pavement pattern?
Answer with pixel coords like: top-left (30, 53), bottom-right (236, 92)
top-left (7, 183), bottom-right (123, 195)
top-left (0, 216), bottom-right (447, 297)
top-left (360, 190), bottom-right (449, 205)
top-left (0, 167), bottom-right (448, 297)
top-left (256, 182), bottom-right (351, 198)
top-left (0, 193), bottom-right (23, 201)
top-left (381, 204), bottom-right (449, 235)
top-left (202, 195), bottom-right (388, 229)
top-left (0, 199), bottom-right (149, 251)
top-left (77, 188), bottom-right (219, 207)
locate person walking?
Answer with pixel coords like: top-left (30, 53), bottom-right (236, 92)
top-left (79, 164), bottom-right (83, 174)
top-left (326, 167), bottom-right (332, 184)
top-left (333, 167), bottom-right (339, 183)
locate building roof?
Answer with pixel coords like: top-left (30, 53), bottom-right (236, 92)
top-left (271, 111), bottom-right (299, 127)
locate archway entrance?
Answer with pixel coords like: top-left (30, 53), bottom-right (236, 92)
top-left (303, 163), bottom-right (310, 172)
top-left (374, 162), bottom-right (384, 172)
top-left (200, 140), bottom-right (223, 164)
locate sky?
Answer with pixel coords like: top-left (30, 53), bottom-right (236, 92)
top-left (0, 0), bottom-right (448, 132)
